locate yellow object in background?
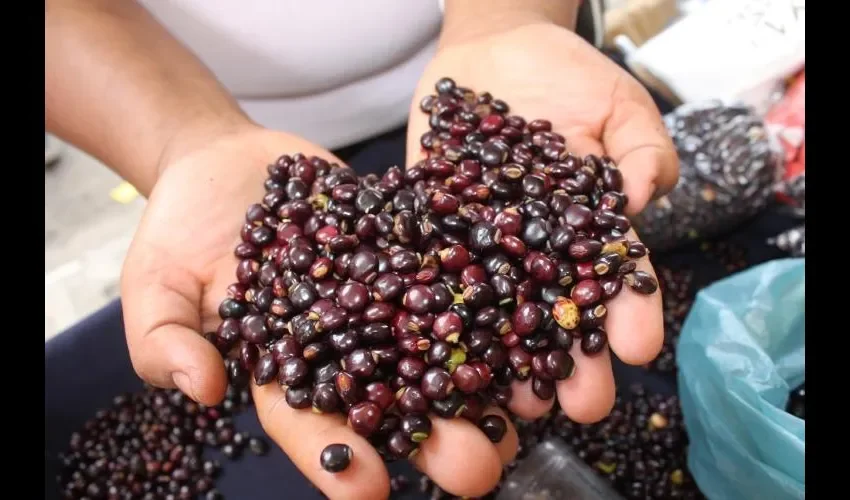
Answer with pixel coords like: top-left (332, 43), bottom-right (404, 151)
top-left (109, 181), bottom-right (139, 204)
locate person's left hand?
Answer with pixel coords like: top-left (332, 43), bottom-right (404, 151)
top-left (407, 18), bottom-right (677, 447)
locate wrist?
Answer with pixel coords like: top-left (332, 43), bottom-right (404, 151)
top-left (439, 0), bottom-right (579, 48)
top-left (155, 114), bottom-right (260, 187)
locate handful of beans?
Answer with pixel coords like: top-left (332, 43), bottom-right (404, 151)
top-left (211, 77), bottom-right (659, 474)
top-left (58, 78), bottom-right (664, 499)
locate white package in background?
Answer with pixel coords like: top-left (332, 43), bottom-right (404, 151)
top-left (625, 0), bottom-right (805, 115)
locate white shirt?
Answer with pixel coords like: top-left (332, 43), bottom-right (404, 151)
top-left (141, 1), bottom-right (443, 150)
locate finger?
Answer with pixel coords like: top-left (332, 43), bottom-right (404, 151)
top-left (562, 131), bottom-right (604, 159)
top-left (556, 343), bottom-right (616, 424)
top-left (605, 229), bottom-right (664, 365)
top-left (508, 379), bottom-right (555, 420)
top-left (481, 406), bottom-right (520, 465)
top-left (602, 87), bottom-right (679, 215)
top-left (412, 414), bottom-right (503, 497)
top-left (252, 382), bottom-right (391, 500)
top-left (121, 244), bottom-right (226, 406)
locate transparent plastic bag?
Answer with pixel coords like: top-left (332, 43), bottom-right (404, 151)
top-left (496, 439), bottom-right (625, 500)
top-left (676, 258), bottom-right (805, 500)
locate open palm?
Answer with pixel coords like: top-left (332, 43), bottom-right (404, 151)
top-left (120, 128), bottom-right (513, 499)
top-left (121, 128), bottom-right (338, 405)
top-left (407, 23), bottom-right (676, 428)
top-left (408, 22), bottom-right (679, 213)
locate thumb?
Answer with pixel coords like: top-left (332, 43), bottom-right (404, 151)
top-left (121, 238), bottom-right (227, 406)
top-left (602, 84), bottom-right (679, 215)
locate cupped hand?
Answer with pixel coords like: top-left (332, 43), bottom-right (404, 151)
top-left (407, 22), bottom-right (677, 432)
top-left (119, 126), bottom-right (515, 499)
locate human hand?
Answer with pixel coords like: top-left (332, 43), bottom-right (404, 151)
top-left (120, 125), bottom-right (515, 499)
top-left (407, 22), bottom-right (676, 426)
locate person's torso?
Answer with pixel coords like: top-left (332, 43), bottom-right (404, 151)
top-left (141, 0), bottom-right (443, 149)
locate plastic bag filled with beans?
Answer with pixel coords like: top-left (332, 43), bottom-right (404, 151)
top-left (768, 224), bottom-right (805, 257)
top-left (631, 101), bottom-right (781, 252)
top-left (774, 171), bottom-right (805, 216)
top-left (769, 171), bottom-right (805, 257)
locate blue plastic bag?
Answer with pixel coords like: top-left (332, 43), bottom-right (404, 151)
top-left (677, 258), bottom-right (805, 500)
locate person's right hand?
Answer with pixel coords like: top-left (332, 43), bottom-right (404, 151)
top-left (120, 125), bottom-right (519, 499)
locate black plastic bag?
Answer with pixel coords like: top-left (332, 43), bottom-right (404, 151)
top-left (632, 102), bottom-right (781, 251)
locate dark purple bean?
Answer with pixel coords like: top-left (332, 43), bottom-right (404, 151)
top-left (532, 377), bottom-right (556, 400)
top-left (279, 357), bottom-right (309, 387)
top-left (286, 386), bottom-right (312, 409)
top-left (240, 315), bottom-right (269, 344)
top-left (371, 345), bottom-right (401, 366)
top-left (466, 214), bottom-right (500, 247)
top-left (290, 282), bottom-right (319, 311)
top-left (613, 214), bottom-right (631, 233)
top-left (400, 414), bottom-right (433, 443)
top-left (545, 350), bottom-right (575, 380)
top-left (580, 304), bottom-right (608, 329)
top-left (397, 386), bottom-right (429, 415)
top-left (318, 307), bottom-right (348, 332)
top-left (479, 415), bottom-right (508, 443)
top-left (314, 361), bottom-right (341, 384)
top-left (359, 323), bottom-right (392, 344)
top-left (599, 276), bottom-right (624, 300)
top-left (362, 303), bottom-right (396, 323)
top-left (348, 251), bottom-right (379, 284)
top-left (438, 245), bottom-right (470, 272)
top-left (343, 349), bottom-right (377, 379)
top-left (512, 302), bottom-right (542, 337)
top-left (571, 279), bottom-right (603, 307)
top-left (348, 402), bottom-right (383, 436)
top-left (567, 239), bottom-right (603, 261)
top-left (430, 391), bottom-right (467, 419)
top-left (311, 383), bottom-right (340, 414)
top-left (328, 329), bottom-right (357, 354)
top-left (522, 217), bottom-right (551, 249)
top-left (625, 271), bottom-right (659, 294)
top-left (464, 328), bottom-right (493, 356)
top-left (462, 283), bottom-right (496, 309)
top-left (627, 241), bottom-right (648, 258)
top-left (452, 364), bottom-right (482, 394)
top-left (508, 347), bottom-right (532, 380)
top-left (398, 357), bottom-right (428, 381)
top-left (373, 273), bottom-right (404, 302)
top-left (387, 431), bottom-right (419, 460)
top-left (482, 343), bottom-right (508, 369)
top-left (337, 282), bottom-right (370, 312)
top-left (421, 367), bottom-right (454, 401)
top-left (253, 354), bottom-right (278, 386)
top-left (427, 341), bottom-right (453, 366)
top-left (581, 329), bottom-right (608, 355)
top-left (402, 285), bottom-right (435, 314)
top-left (320, 444), bottom-right (352, 473)
top-left (432, 312), bottom-right (463, 344)
top-left (390, 250), bottom-right (420, 274)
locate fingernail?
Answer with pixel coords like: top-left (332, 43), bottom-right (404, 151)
top-left (172, 371), bottom-right (196, 400)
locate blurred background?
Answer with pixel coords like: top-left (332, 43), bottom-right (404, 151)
top-left (44, 138), bottom-right (145, 340)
